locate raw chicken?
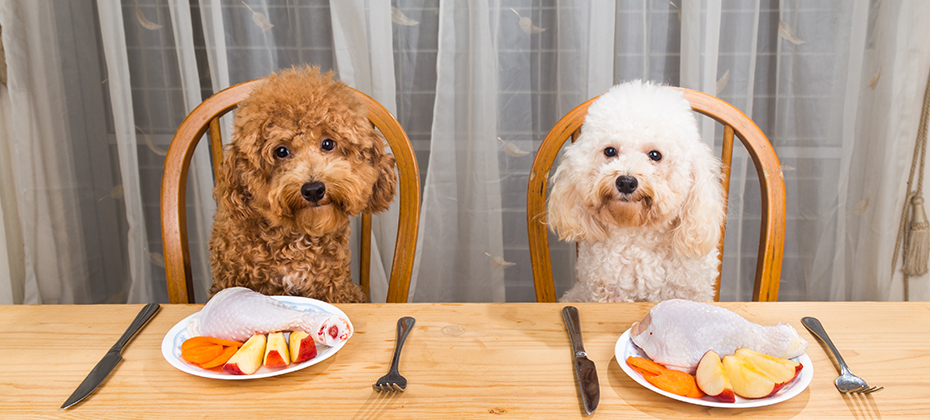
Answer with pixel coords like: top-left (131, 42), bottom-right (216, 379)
top-left (630, 299), bottom-right (807, 374)
top-left (186, 287), bottom-right (353, 346)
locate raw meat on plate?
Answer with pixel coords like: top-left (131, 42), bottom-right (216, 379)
top-left (187, 287), bottom-right (352, 346)
top-left (630, 299), bottom-right (807, 374)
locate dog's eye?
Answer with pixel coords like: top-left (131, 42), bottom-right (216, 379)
top-left (604, 147), bottom-right (618, 158)
top-left (321, 139), bottom-right (336, 151)
top-left (648, 150), bottom-right (662, 161)
top-left (274, 146), bottom-right (290, 159)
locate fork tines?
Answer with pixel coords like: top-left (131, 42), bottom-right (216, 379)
top-left (850, 385), bottom-right (884, 394)
top-left (372, 382), bottom-right (405, 392)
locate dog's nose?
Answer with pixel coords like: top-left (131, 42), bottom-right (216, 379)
top-left (300, 181), bottom-right (326, 202)
top-left (615, 176), bottom-right (638, 194)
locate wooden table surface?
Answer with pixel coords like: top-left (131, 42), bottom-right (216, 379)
top-left (1, 301), bottom-right (928, 419)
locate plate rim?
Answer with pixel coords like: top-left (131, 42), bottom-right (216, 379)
top-left (615, 328), bottom-right (813, 408)
top-left (160, 295), bottom-right (350, 380)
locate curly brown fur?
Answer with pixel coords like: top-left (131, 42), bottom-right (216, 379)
top-left (209, 66), bottom-right (397, 303)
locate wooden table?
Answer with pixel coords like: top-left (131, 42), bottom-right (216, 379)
top-left (1, 302), bottom-right (928, 418)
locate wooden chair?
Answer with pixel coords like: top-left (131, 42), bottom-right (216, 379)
top-left (161, 80), bottom-right (420, 304)
top-left (527, 88), bottom-right (785, 302)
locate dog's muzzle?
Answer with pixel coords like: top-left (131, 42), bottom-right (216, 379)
top-left (300, 181), bottom-right (326, 203)
top-left (615, 176), bottom-right (638, 194)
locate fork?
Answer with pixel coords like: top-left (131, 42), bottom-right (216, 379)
top-left (373, 316), bottom-right (416, 392)
top-left (801, 317), bottom-right (883, 394)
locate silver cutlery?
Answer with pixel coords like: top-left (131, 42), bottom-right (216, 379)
top-left (563, 306), bottom-right (599, 414)
top-left (62, 303), bottom-right (161, 408)
top-left (801, 316), bottom-right (883, 394)
top-left (373, 316), bottom-right (415, 392)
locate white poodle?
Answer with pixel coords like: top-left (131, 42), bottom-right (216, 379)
top-left (547, 81), bottom-right (726, 302)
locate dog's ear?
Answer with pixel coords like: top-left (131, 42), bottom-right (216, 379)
top-left (364, 137), bottom-right (398, 214)
top-left (546, 165), bottom-right (608, 243)
top-left (671, 151), bottom-right (726, 258)
top-left (215, 141), bottom-right (257, 220)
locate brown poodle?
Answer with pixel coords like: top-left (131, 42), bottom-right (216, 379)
top-left (209, 66), bottom-right (397, 303)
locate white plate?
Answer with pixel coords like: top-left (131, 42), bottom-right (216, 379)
top-left (162, 296), bottom-right (350, 380)
top-left (615, 328), bottom-right (813, 408)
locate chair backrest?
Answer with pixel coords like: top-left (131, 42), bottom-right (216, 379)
top-left (161, 80), bottom-right (420, 304)
top-left (527, 88), bottom-right (785, 302)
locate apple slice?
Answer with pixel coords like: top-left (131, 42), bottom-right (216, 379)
top-left (722, 354), bottom-right (782, 399)
top-left (263, 332), bottom-right (290, 368)
top-left (695, 351), bottom-right (736, 403)
top-left (289, 330), bottom-right (318, 364)
top-left (223, 334), bottom-right (266, 375)
top-left (734, 348), bottom-right (802, 384)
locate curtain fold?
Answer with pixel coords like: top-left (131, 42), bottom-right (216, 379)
top-left (410, 0), bottom-right (505, 302)
top-left (167, 0), bottom-right (215, 303)
top-left (817, 0), bottom-right (868, 301)
top-left (0, 83), bottom-right (24, 304)
top-left (359, 1), bottom-right (399, 301)
top-left (848, 0), bottom-right (930, 300)
top-left (1, 1), bottom-right (90, 304)
top-left (96, 0), bottom-right (153, 304)
top-left (585, 2), bottom-right (615, 96)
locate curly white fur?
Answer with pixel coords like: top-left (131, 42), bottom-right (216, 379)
top-left (548, 81), bottom-right (726, 302)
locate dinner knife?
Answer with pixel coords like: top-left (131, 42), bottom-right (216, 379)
top-left (562, 306), bottom-right (599, 415)
top-left (61, 303), bottom-right (160, 409)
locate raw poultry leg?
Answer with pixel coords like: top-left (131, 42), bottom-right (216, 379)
top-left (187, 287), bottom-right (352, 346)
top-left (630, 299), bottom-right (807, 373)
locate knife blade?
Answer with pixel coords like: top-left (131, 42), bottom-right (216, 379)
top-left (562, 306), bottom-right (599, 415)
top-left (62, 303), bottom-right (160, 409)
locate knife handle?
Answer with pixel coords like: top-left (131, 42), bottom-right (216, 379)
top-left (562, 306), bottom-right (587, 356)
top-left (110, 303), bottom-right (160, 354)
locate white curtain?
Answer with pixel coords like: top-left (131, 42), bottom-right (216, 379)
top-left (1, 0), bottom-right (928, 304)
top-left (408, 1), bottom-right (506, 302)
top-left (1, 0), bottom-right (121, 304)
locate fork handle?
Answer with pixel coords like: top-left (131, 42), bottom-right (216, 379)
top-left (388, 317), bottom-right (416, 374)
top-left (802, 316), bottom-right (852, 374)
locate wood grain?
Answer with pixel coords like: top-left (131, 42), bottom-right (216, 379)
top-left (1, 302), bottom-right (924, 418)
top-left (527, 89), bottom-right (786, 302)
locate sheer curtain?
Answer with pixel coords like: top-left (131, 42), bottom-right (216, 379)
top-left (1, 0), bottom-right (928, 305)
top-left (407, 1), bottom-right (506, 302)
top-left (1, 0), bottom-right (124, 304)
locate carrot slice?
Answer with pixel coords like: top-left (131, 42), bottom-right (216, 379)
top-left (685, 381), bottom-right (706, 398)
top-left (629, 365), bottom-right (651, 377)
top-left (628, 356), bottom-right (704, 398)
top-left (182, 336), bottom-right (244, 351)
top-left (200, 345), bottom-right (238, 369)
top-left (181, 336), bottom-right (217, 351)
top-left (644, 369), bottom-right (705, 398)
top-left (626, 356), bottom-right (666, 375)
top-left (181, 344), bottom-right (224, 364)
top-left (201, 337), bottom-right (244, 348)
